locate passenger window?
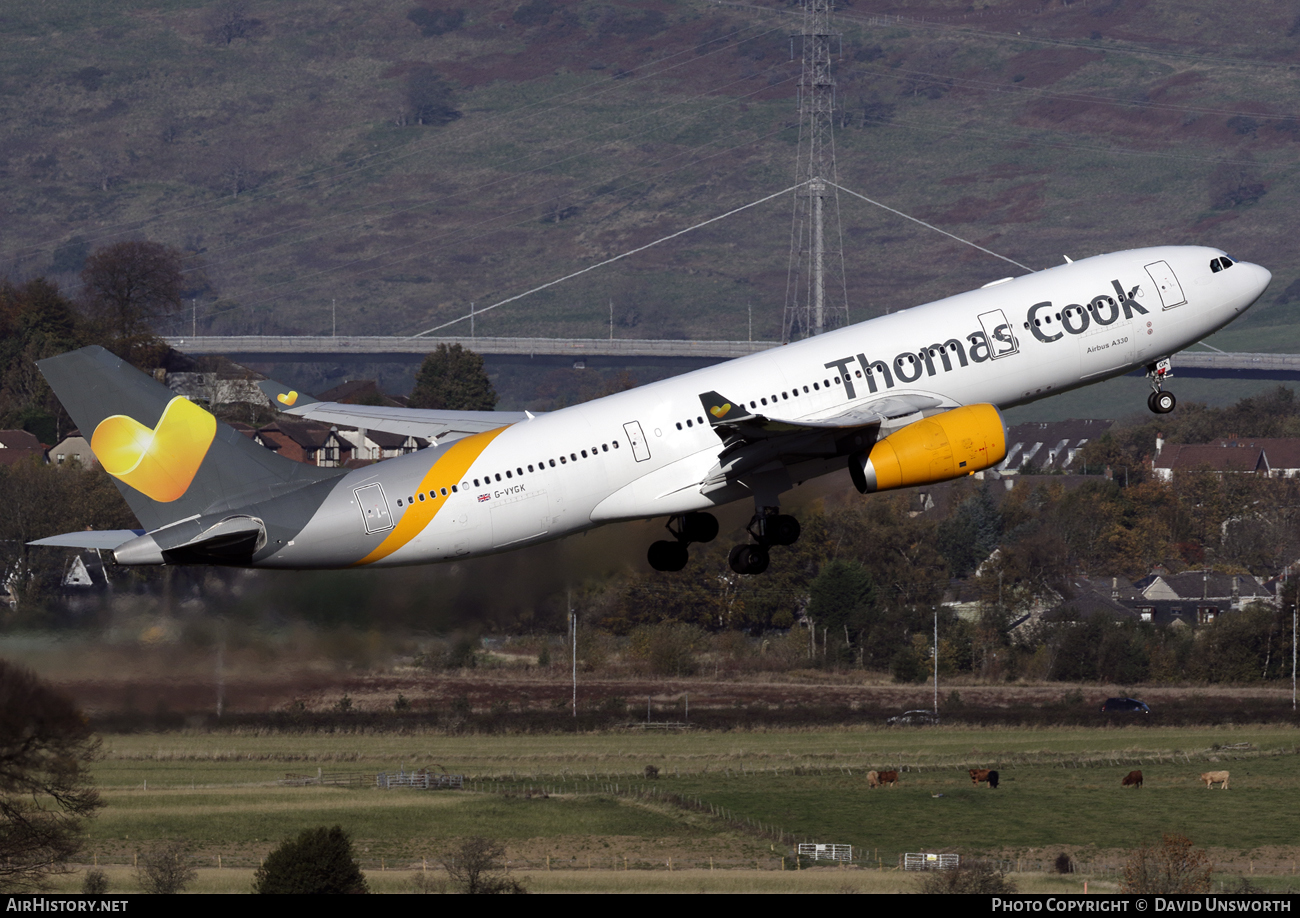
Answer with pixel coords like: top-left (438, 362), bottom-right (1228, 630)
top-left (781, 392), bottom-right (788, 400)
top-left (528, 464), bottom-right (534, 472)
top-left (676, 422), bottom-right (682, 430)
top-left (441, 488), bottom-right (448, 496)
top-left (506, 470), bottom-right (512, 478)
top-left (517, 468), bottom-right (523, 476)
top-left (473, 478), bottom-right (480, 487)
top-left (560, 456), bottom-right (567, 464)
top-left (495, 473), bottom-right (501, 482)
top-left (570, 453), bottom-right (577, 461)
top-left (581, 450), bottom-right (588, 458)
top-left (418, 493), bottom-right (426, 502)
top-left (761, 397), bottom-right (768, 405)
top-left (550, 458), bottom-right (557, 465)
top-left (397, 499), bottom-right (403, 506)
top-left (453, 485), bottom-right (460, 493)
top-left (685, 419), bottom-right (692, 428)
top-left (602, 444), bottom-right (608, 452)
top-left (612, 441), bottom-right (619, 449)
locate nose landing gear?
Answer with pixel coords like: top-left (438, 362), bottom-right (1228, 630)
top-left (646, 511), bottom-right (719, 572)
top-left (1147, 358), bottom-right (1176, 414)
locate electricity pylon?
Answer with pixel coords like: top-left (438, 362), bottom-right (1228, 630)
top-left (783, 0), bottom-right (849, 342)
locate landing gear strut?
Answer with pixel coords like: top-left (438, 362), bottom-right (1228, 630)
top-left (1146, 358), bottom-right (1176, 414)
top-left (727, 508), bottom-right (801, 575)
top-left (646, 511), bottom-right (719, 572)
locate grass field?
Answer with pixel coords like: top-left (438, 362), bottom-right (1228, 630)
top-left (75, 724), bottom-right (1300, 891)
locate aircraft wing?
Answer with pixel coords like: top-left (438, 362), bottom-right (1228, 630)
top-left (698, 390), bottom-right (943, 444)
top-left (256, 380), bottom-right (532, 441)
top-left (695, 390), bottom-right (946, 493)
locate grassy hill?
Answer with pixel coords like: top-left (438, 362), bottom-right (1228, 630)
top-left (2, 0), bottom-right (1298, 350)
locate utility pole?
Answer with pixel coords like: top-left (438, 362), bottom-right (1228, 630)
top-left (784, 0), bottom-right (849, 343)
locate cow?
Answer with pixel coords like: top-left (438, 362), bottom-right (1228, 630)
top-left (987, 770), bottom-right (999, 789)
top-left (1121, 770), bottom-right (1143, 789)
top-left (1200, 771), bottom-right (1230, 789)
top-left (876, 770), bottom-right (899, 787)
top-left (866, 770), bottom-right (880, 788)
top-left (970, 768), bottom-right (991, 786)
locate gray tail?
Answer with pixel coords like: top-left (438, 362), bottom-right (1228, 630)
top-left (39, 346), bottom-right (342, 531)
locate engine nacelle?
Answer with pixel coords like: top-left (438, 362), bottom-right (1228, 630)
top-left (848, 403), bottom-right (1007, 494)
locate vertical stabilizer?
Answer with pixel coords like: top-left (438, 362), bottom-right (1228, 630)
top-left (39, 346), bottom-right (342, 530)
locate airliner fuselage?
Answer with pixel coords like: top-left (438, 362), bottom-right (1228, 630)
top-left (35, 245), bottom-right (1272, 574)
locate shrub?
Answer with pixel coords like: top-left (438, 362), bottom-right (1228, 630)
top-left (253, 826), bottom-right (368, 894)
top-left (81, 870), bottom-right (108, 895)
top-left (917, 860), bottom-right (1017, 894)
top-left (441, 837), bottom-right (527, 894)
top-left (136, 840), bottom-right (196, 894)
top-left (1121, 834), bottom-right (1212, 894)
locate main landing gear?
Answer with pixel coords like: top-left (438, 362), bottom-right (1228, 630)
top-left (1147, 358), bottom-right (1176, 415)
top-left (646, 511), bottom-right (719, 572)
top-left (727, 508), bottom-right (800, 576)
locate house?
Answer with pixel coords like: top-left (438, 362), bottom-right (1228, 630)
top-left (255, 420), bottom-right (351, 467)
top-left (1151, 436), bottom-right (1300, 480)
top-left (996, 419), bottom-right (1114, 475)
top-left (1131, 569), bottom-right (1275, 621)
top-left (0, 430), bottom-right (46, 466)
top-left (50, 431), bottom-right (96, 469)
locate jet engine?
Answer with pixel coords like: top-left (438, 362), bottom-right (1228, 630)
top-left (848, 403), bottom-right (1007, 494)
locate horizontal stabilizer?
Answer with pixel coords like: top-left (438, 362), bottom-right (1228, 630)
top-left (272, 399), bottom-right (533, 442)
top-left (29, 530), bottom-right (146, 550)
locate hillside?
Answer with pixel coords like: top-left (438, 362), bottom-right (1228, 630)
top-left (1, 0), bottom-right (1298, 350)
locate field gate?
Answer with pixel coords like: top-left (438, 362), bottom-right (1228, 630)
top-left (797, 843), bottom-right (852, 863)
top-left (904, 853), bottom-right (960, 871)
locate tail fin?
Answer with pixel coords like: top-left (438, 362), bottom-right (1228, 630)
top-left (39, 346), bottom-right (342, 531)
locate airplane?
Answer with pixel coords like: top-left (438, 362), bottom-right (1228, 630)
top-left (32, 245), bottom-right (1270, 575)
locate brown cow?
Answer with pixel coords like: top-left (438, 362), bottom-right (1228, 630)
top-left (1121, 770), bottom-right (1143, 789)
top-left (1200, 771), bottom-right (1229, 789)
top-left (970, 768), bottom-right (992, 786)
top-left (876, 770), bottom-right (899, 787)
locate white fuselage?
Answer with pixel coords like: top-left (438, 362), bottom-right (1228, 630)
top-left (272, 245), bottom-right (1269, 568)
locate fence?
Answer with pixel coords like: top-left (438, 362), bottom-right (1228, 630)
top-left (798, 844), bottom-right (852, 863)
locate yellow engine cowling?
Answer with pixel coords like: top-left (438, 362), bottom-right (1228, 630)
top-left (849, 403), bottom-right (1007, 494)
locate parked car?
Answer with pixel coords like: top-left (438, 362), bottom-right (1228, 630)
top-left (887, 709), bottom-right (939, 726)
top-left (1100, 697), bottom-right (1150, 714)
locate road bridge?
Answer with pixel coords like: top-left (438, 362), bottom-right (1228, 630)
top-left (163, 336), bottom-right (1300, 379)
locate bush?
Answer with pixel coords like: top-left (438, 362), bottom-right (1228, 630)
top-left (81, 870), bottom-right (108, 895)
top-left (441, 837), bottom-right (527, 894)
top-left (136, 840), bottom-right (196, 894)
top-left (1121, 834), bottom-right (1212, 894)
top-left (917, 860), bottom-right (1017, 894)
top-left (253, 826), bottom-right (368, 894)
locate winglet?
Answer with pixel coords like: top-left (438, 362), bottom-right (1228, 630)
top-left (257, 379), bottom-right (318, 411)
top-left (698, 391), bottom-right (755, 426)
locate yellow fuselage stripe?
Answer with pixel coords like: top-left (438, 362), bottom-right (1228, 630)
top-left (353, 426), bottom-right (509, 566)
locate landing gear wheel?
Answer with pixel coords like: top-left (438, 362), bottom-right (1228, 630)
top-left (678, 511), bottom-right (719, 544)
top-left (728, 544), bottom-right (770, 575)
top-left (648, 540), bottom-right (688, 572)
top-left (769, 514), bottom-right (801, 547)
top-left (1150, 391), bottom-right (1176, 414)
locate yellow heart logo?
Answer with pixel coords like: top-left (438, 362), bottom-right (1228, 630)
top-left (91, 398), bottom-right (217, 502)
top-left (709, 403), bottom-right (732, 419)
top-left (276, 390), bottom-right (298, 406)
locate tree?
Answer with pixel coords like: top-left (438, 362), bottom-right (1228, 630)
top-left (1121, 834), bottom-right (1212, 894)
top-left (441, 836), bottom-right (527, 894)
top-left (0, 659), bottom-right (102, 892)
top-left (79, 240), bottom-right (185, 364)
top-left (408, 344), bottom-right (497, 410)
top-left (136, 840), bottom-right (197, 894)
top-left (253, 825), bottom-right (368, 894)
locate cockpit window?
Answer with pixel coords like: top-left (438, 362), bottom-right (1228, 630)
top-left (1210, 256), bottom-right (1236, 273)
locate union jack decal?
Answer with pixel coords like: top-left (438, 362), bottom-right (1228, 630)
top-left (477, 493), bottom-right (491, 502)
